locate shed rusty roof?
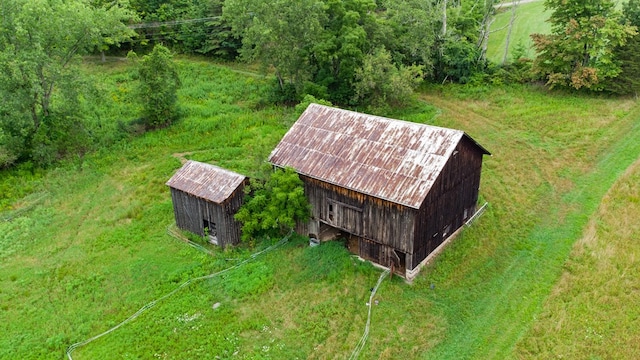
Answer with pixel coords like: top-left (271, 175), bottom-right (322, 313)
top-left (268, 103), bottom-right (489, 209)
top-left (166, 160), bottom-right (246, 204)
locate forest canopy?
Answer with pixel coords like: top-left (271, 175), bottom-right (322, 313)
top-left (1, 0), bottom-right (640, 170)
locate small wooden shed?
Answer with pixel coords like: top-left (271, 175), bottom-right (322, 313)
top-left (166, 160), bottom-right (247, 247)
top-left (268, 104), bottom-right (490, 278)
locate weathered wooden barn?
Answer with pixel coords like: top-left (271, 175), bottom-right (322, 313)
top-left (268, 104), bottom-right (490, 278)
top-left (166, 160), bottom-right (247, 247)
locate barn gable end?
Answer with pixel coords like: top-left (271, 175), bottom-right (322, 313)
top-left (269, 104), bottom-right (490, 278)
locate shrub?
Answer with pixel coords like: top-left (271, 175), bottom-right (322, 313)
top-left (353, 48), bottom-right (424, 107)
top-left (235, 167), bottom-right (310, 242)
top-left (134, 45), bottom-right (181, 129)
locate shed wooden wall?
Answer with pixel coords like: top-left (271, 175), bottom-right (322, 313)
top-left (170, 184), bottom-right (245, 247)
top-left (410, 136), bottom-right (485, 269)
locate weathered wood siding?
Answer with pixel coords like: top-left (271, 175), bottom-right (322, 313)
top-left (301, 175), bottom-right (416, 253)
top-left (410, 136), bottom-right (485, 269)
top-left (170, 184), bottom-right (245, 248)
top-left (358, 237), bottom-right (407, 273)
top-left (298, 134), bottom-right (485, 274)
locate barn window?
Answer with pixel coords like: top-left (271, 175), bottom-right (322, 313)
top-left (443, 224), bottom-right (451, 238)
top-left (328, 203), bottom-right (334, 222)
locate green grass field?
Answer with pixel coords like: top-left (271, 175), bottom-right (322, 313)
top-left (1, 58), bottom-right (640, 359)
top-left (487, 1), bottom-right (551, 64)
top-left (515, 160), bottom-right (640, 359)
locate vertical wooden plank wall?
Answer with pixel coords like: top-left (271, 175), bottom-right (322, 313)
top-left (170, 184), bottom-right (245, 247)
top-left (411, 137), bottom-right (485, 270)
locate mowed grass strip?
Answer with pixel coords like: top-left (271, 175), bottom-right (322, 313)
top-left (486, 1), bottom-right (551, 64)
top-left (515, 159), bottom-right (640, 359)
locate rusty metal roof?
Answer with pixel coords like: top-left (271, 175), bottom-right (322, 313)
top-left (268, 103), bottom-right (489, 209)
top-left (166, 160), bottom-right (246, 203)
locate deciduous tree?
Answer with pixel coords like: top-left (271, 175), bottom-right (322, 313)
top-left (224, 0), bottom-right (432, 105)
top-left (353, 48), bottom-right (424, 107)
top-left (378, 0), bottom-right (439, 73)
top-left (0, 0), bottom-right (135, 167)
top-left (224, 0), bottom-right (325, 97)
top-left (235, 167), bottom-right (310, 242)
top-left (531, 0), bottom-right (636, 90)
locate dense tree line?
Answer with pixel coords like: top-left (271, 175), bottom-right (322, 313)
top-left (0, 0), bottom-right (182, 169)
top-left (126, 0), bottom-right (241, 59)
top-left (2, 0), bottom-right (640, 170)
top-left (604, 0), bottom-right (640, 95)
top-left (125, 0), bottom-right (495, 105)
top-left (0, 0), bottom-right (136, 168)
top-left (531, 0), bottom-right (636, 90)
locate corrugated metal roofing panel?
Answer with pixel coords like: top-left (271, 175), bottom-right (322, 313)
top-left (268, 104), bottom-right (488, 209)
top-left (166, 160), bottom-right (246, 204)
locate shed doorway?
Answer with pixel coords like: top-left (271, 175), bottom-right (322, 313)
top-left (203, 219), bottom-right (218, 245)
top-left (391, 249), bottom-right (406, 275)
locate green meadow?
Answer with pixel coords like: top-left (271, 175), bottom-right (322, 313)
top-left (487, 1), bottom-right (551, 63)
top-left (1, 58), bottom-right (639, 359)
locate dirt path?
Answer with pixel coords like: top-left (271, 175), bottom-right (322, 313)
top-left (171, 150), bottom-right (213, 164)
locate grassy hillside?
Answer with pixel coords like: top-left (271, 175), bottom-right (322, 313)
top-left (486, 1), bottom-right (551, 64)
top-left (420, 86), bottom-right (640, 358)
top-left (515, 159), bottom-right (640, 359)
top-left (1, 59), bottom-right (640, 359)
